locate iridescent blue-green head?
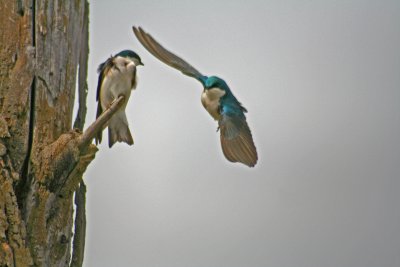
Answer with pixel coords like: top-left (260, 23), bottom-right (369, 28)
top-left (116, 50), bottom-right (144, 66)
top-left (204, 76), bottom-right (230, 91)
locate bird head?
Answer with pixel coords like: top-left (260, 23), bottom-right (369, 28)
top-left (116, 50), bottom-right (144, 66)
top-left (204, 76), bottom-right (229, 90)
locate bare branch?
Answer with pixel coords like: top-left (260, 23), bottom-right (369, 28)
top-left (78, 95), bottom-right (125, 150)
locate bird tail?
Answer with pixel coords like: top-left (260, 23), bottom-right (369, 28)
top-left (108, 114), bottom-right (134, 148)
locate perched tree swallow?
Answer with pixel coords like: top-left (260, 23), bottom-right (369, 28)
top-left (133, 27), bottom-right (258, 167)
top-left (95, 50), bottom-right (144, 147)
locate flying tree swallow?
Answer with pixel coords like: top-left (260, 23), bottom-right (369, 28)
top-left (95, 50), bottom-right (144, 147)
top-left (133, 27), bottom-right (258, 167)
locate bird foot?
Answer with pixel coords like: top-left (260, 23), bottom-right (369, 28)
top-left (109, 94), bottom-right (125, 108)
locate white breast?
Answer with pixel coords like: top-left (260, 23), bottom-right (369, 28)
top-left (100, 57), bottom-right (136, 109)
top-left (201, 87), bottom-right (226, 120)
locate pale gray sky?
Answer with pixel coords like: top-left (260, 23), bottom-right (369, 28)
top-left (83, 1), bottom-right (400, 266)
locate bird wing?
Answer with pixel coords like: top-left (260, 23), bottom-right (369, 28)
top-left (95, 57), bottom-right (114, 144)
top-left (96, 57), bottom-right (115, 102)
top-left (133, 26), bottom-right (206, 84)
top-left (218, 99), bottom-right (258, 167)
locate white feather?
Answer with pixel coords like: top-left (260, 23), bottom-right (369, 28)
top-left (201, 87), bottom-right (226, 120)
top-left (100, 56), bottom-right (137, 110)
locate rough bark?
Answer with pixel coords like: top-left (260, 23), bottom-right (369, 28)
top-left (0, 1), bottom-right (105, 266)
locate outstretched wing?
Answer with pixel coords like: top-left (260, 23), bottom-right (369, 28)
top-left (133, 26), bottom-right (206, 84)
top-left (218, 100), bottom-right (258, 167)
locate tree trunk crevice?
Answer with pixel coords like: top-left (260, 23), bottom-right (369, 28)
top-left (0, 1), bottom-right (96, 266)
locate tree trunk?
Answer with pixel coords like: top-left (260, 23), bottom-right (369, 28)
top-left (0, 1), bottom-right (93, 266)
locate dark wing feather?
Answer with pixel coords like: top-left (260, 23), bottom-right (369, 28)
top-left (95, 57), bottom-right (114, 144)
top-left (131, 67), bottom-right (137, 88)
top-left (96, 58), bottom-right (114, 101)
top-left (219, 104), bottom-right (258, 167)
top-left (133, 26), bottom-right (205, 83)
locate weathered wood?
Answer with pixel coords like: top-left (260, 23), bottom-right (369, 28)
top-left (73, 0), bottom-right (90, 132)
top-left (70, 182), bottom-right (86, 267)
top-left (0, 0), bottom-right (96, 266)
top-left (71, 1), bottom-right (90, 266)
top-left (1, 1), bottom-right (36, 266)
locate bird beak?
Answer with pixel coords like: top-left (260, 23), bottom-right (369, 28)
top-left (139, 62), bottom-right (144, 66)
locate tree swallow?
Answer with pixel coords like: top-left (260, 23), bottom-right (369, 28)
top-left (95, 50), bottom-right (143, 147)
top-left (133, 27), bottom-right (258, 167)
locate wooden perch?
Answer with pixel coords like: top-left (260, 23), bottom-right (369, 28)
top-left (78, 95), bottom-right (125, 150)
top-left (33, 95), bottom-right (125, 191)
